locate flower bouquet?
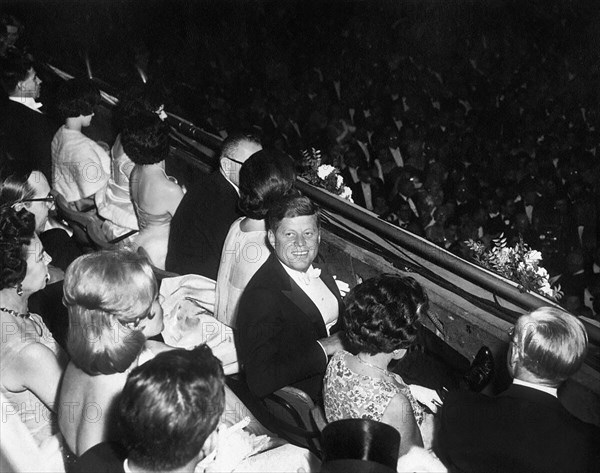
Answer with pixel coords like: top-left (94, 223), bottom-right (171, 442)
top-left (465, 234), bottom-right (562, 301)
top-left (300, 148), bottom-right (353, 202)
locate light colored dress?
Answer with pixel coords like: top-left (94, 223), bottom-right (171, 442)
top-left (323, 350), bottom-right (424, 427)
top-left (133, 202), bottom-right (172, 270)
top-left (215, 217), bottom-right (269, 328)
top-left (51, 126), bottom-right (110, 203)
top-left (132, 168), bottom-right (182, 270)
top-left (95, 134), bottom-right (138, 237)
top-left (0, 312), bottom-right (62, 445)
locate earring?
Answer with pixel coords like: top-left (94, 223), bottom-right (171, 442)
top-left (16, 283), bottom-right (23, 296)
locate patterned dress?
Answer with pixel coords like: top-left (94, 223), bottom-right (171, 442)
top-left (323, 350), bottom-right (424, 427)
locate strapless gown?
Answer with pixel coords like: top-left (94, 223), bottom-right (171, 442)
top-left (133, 202), bottom-right (172, 270)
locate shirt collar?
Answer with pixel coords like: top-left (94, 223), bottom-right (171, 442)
top-left (9, 96), bottom-right (43, 113)
top-left (513, 378), bottom-right (558, 398)
top-left (279, 260), bottom-right (320, 285)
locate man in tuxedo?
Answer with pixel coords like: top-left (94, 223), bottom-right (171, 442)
top-left (166, 132), bottom-right (262, 279)
top-left (436, 307), bottom-right (600, 473)
top-left (351, 166), bottom-right (384, 214)
top-left (0, 51), bottom-right (59, 177)
top-left (236, 193), bottom-right (344, 401)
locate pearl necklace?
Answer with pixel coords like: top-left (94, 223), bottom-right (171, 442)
top-left (0, 307), bottom-right (31, 319)
top-left (356, 355), bottom-right (393, 378)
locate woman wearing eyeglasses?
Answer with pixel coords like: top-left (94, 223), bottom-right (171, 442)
top-left (1, 159), bottom-right (82, 272)
top-left (57, 250), bottom-right (168, 457)
top-left (0, 205), bottom-right (67, 468)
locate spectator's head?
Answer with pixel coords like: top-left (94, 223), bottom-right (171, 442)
top-left (121, 112), bottom-right (170, 164)
top-left (0, 51), bottom-right (40, 98)
top-left (514, 213), bottom-right (530, 233)
top-left (0, 13), bottom-right (23, 49)
top-left (56, 78), bottom-right (100, 122)
top-left (219, 132), bottom-right (262, 187)
top-left (239, 149), bottom-right (296, 220)
top-left (343, 274), bottom-right (426, 356)
top-left (116, 83), bottom-right (167, 130)
top-left (396, 170), bottom-right (417, 198)
top-left (63, 250), bottom-right (161, 375)
top-left (387, 128), bottom-right (400, 149)
top-left (1, 160), bottom-right (54, 233)
top-left (508, 307), bottom-right (588, 387)
top-left (119, 345), bottom-right (225, 472)
top-left (0, 205), bottom-right (48, 297)
top-left (267, 192), bottom-right (320, 272)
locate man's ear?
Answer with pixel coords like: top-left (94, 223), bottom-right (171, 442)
top-left (268, 229), bottom-right (276, 249)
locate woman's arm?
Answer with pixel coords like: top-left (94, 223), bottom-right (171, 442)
top-left (380, 392), bottom-right (424, 457)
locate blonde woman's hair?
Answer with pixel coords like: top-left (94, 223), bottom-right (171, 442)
top-left (63, 250), bottom-right (157, 375)
top-left (516, 307), bottom-right (588, 385)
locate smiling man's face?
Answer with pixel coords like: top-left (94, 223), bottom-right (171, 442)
top-left (268, 214), bottom-right (320, 273)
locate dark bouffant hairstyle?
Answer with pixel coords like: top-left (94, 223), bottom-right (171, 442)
top-left (121, 111), bottom-right (170, 165)
top-left (0, 206), bottom-right (36, 290)
top-left (0, 50), bottom-right (34, 94)
top-left (343, 274), bottom-right (427, 355)
top-left (114, 83), bottom-right (166, 130)
top-left (119, 345), bottom-right (225, 471)
top-left (239, 149), bottom-right (296, 220)
top-left (56, 78), bottom-right (101, 120)
top-left (0, 159), bottom-right (36, 206)
top-left (266, 191), bottom-right (319, 234)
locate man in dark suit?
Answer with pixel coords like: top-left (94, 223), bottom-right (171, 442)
top-left (166, 132), bottom-right (262, 279)
top-left (236, 193), bottom-right (344, 401)
top-left (436, 307), bottom-right (600, 473)
top-left (0, 51), bottom-right (59, 177)
top-left (351, 166), bottom-right (385, 214)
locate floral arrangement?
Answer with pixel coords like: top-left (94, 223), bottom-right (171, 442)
top-left (300, 148), bottom-right (353, 202)
top-left (465, 234), bottom-right (561, 301)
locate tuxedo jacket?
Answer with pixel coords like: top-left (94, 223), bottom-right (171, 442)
top-left (236, 254), bottom-right (344, 401)
top-left (436, 384), bottom-right (600, 473)
top-left (0, 98), bottom-right (59, 177)
top-left (72, 442), bottom-right (126, 473)
top-left (166, 171), bottom-right (242, 280)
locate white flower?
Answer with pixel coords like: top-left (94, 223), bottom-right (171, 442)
top-left (524, 250), bottom-right (542, 266)
top-left (495, 247), bottom-right (513, 266)
top-left (536, 266), bottom-right (548, 279)
top-left (317, 164), bottom-right (336, 180)
top-left (539, 281), bottom-right (553, 297)
top-left (336, 174), bottom-right (344, 189)
top-left (340, 186), bottom-right (353, 202)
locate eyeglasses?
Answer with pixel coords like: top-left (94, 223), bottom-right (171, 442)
top-left (507, 326), bottom-right (518, 346)
top-left (16, 193), bottom-right (55, 205)
top-left (223, 155), bottom-right (245, 166)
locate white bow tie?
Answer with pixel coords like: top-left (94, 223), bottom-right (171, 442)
top-left (298, 267), bottom-right (321, 285)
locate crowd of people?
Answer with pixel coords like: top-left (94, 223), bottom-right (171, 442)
top-left (1, 2), bottom-right (600, 472)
